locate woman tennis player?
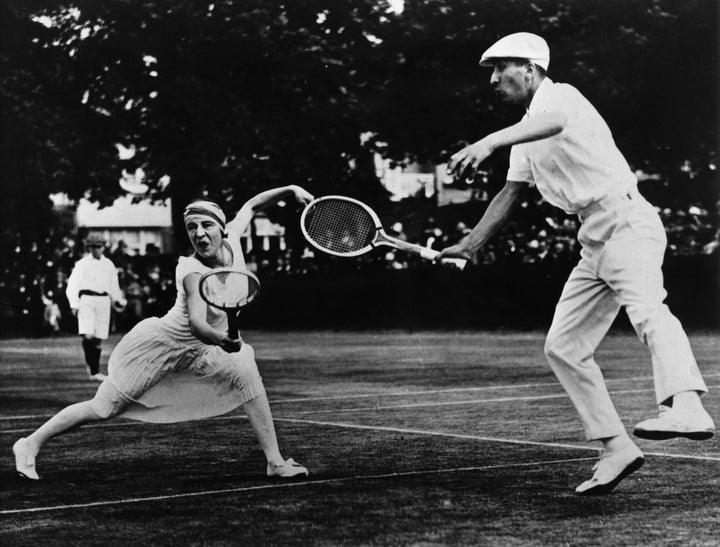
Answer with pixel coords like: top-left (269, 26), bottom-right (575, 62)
top-left (13, 186), bottom-right (314, 480)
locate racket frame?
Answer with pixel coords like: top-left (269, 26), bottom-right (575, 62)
top-left (301, 195), bottom-right (466, 268)
top-left (198, 268), bottom-right (260, 339)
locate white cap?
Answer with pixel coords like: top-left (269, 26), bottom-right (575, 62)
top-left (479, 32), bottom-right (550, 71)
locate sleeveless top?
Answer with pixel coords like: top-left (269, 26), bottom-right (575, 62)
top-left (159, 229), bottom-right (246, 346)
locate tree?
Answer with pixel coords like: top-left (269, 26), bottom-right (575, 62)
top-left (1, 0), bottom-right (398, 249)
top-left (1, 0), bottom-right (111, 242)
top-left (2, 0), bottom-right (717, 249)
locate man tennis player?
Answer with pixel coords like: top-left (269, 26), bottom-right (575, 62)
top-left (66, 233), bottom-right (126, 380)
top-left (437, 32), bottom-right (714, 495)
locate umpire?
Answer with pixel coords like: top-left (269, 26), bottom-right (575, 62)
top-left (438, 32), bottom-right (714, 495)
top-left (66, 233), bottom-right (126, 380)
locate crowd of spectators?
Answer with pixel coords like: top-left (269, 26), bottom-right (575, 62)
top-left (1, 198), bottom-right (718, 335)
top-left (0, 231), bottom-right (177, 336)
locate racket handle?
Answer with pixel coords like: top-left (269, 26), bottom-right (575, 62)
top-left (419, 247), bottom-right (467, 270)
top-left (227, 311), bottom-right (239, 339)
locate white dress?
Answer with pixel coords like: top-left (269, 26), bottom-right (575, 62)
top-left (92, 231), bottom-right (265, 423)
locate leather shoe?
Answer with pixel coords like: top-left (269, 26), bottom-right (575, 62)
top-left (575, 444), bottom-right (644, 496)
top-left (634, 406), bottom-right (715, 441)
top-left (13, 438), bottom-right (40, 480)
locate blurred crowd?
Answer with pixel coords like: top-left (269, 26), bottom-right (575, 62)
top-left (1, 199), bottom-right (718, 335)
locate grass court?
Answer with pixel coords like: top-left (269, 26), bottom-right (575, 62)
top-left (1, 330), bottom-right (719, 546)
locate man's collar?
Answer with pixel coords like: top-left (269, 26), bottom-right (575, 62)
top-left (527, 77), bottom-right (553, 115)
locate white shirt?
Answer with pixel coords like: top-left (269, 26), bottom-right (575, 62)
top-left (66, 254), bottom-right (124, 309)
top-left (507, 78), bottom-right (637, 214)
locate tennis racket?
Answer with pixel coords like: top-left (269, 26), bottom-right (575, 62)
top-left (198, 268), bottom-right (260, 339)
top-left (300, 196), bottom-right (467, 269)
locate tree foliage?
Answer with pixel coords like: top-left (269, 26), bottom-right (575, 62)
top-left (1, 0), bottom-right (397, 244)
top-left (0, 0), bottom-right (717, 245)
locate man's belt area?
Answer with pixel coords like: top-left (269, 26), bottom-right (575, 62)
top-left (577, 189), bottom-right (640, 221)
top-left (79, 290), bottom-right (109, 297)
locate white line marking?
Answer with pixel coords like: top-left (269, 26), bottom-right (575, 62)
top-left (287, 389), bottom-right (652, 415)
top-left (3, 371), bottom-right (719, 399)
top-left (273, 417), bottom-right (720, 462)
top-left (1, 385), bottom-right (719, 427)
top-left (0, 392), bottom-right (587, 423)
top-left (4, 377), bottom-right (720, 422)
top-left (3, 413), bottom-right (717, 464)
top-left (0, 457), bottom-right (594, 515)
top-left (267, 382), bottom-right (567, 403)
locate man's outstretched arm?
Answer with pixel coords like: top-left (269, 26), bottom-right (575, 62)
top-left (436, 179), bottom-right (526, 261)
top-left (448, 112), bottom-right (567, 179)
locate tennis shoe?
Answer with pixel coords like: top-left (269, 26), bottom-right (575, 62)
top-left (90, 373), bottom-right (107, 381)
top-left (13, 438), bottom-right (40, 480)
top-left (575, 444), bottom-right (644, 496)
top-left (633, 405), bottom-right (715, 441)
top-left (267, 458), bottom-right (309, 479)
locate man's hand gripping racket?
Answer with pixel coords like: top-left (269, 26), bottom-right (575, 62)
top-left (300, 196), bottom-right (467, 269)
top-left (199, 268), bottom-right (260, 353)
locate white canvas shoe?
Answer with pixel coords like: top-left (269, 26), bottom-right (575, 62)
top-left (267, 458), bottom-right (309, 478)
top-left (634, 405), bottom-right (715, 441)
top-left (90, 373), bottom-right (107, 381)
top-left (13, 438), bottom-right (40, 480)
top-left (575, 444), bottom-right (644, 496)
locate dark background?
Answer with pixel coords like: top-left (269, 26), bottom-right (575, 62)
top-left (1, 0), bottom-right (718, 333)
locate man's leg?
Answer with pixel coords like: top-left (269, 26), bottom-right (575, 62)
top-left (601, 231), bottom-right (713, 440)
top-left (545, 258), bottom-right (644, 495)
top-left (77, 297), bottom-right (103, 378)
top-left (85, 296), bottom-right (110, 380)
top-left (545, 259), bottom-right (626, 440)
top-left (81, 336), bottom-right (102, 376)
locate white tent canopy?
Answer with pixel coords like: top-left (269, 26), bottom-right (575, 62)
top-left (76, 196), bottom-right (171, 228)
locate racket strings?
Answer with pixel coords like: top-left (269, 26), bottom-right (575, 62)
top-left (303, 200), bottom-right (377, 254)
top-left (200, 271), bottom-right (259, 309)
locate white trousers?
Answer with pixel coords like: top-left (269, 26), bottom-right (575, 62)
top-left (544, 191), bottom-right (707, 441)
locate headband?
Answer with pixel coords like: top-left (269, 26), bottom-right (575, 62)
top-left (183, 201), bottom-right (226, 229)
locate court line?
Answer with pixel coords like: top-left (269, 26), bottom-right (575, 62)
top-left (0, 381), bottom-right (564, 395)
top-left (2, 408), bottom-right (718, 463)
top-left (0, 390), bottom-right (630, 425)
top-left (3, 371), bottom-right (719, 398)
top-left (274, 417), bottom-right (720, 462)
top-left (286, 389), bottom-right (648, 415)
top-left (0, 456), bottom-right (594, 515)
top-left (0, 384), bottom-right (579, 422)
top-left (2, 385), bottom-right (719, 427)
top-left (268, 377), bottom-right (649, 404)
top-left (4, 416), bottom-right (720, 515)
top-left (2, 419), bottom-right (717, 515)
top-left (4, 375), bottom-right (720, 422)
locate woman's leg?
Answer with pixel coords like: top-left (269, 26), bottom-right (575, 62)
top-left (197, 345), bottom-right (308, 477)
top-left (13, 400), bottom-right (108, 479)
top-left (243, 394), bottom-right (308, 478)
top-left (27, 400), bottom-right (106, 450)
top-left (242, 394), bottom-right (283, 466)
